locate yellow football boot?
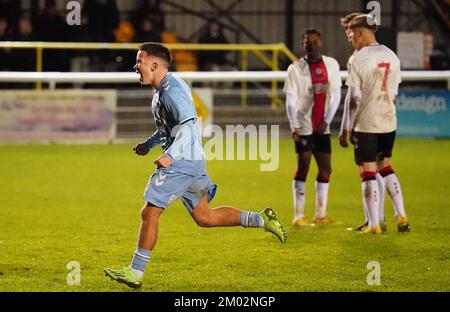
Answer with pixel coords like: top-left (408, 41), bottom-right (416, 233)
top-left (312, 216), bottom-right (334, 225)
top-left (292, 217), bottom-right (310, 226)
top-left (362, 225), bottom-right (382, 234)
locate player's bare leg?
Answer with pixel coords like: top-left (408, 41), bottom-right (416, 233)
top-left (104, 203), bottom-right (163, 288)
top-left (312, 151), bottom-right (333, 224)
top-left (191, 194), bottom-right (287, 243)
top-left (292, 151), bottom-right (312, 226)
top-left (377, 158), bottom-right (410, 232)
top-left (137, 203), bottom-right (164, 250)
top-left (191, 195), bottom-right (241, 227)
top-left (360, 162), bottom-right (382, 234)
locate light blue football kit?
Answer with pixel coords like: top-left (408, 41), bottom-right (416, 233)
top-left (143, 74), bottom-right (217, 212)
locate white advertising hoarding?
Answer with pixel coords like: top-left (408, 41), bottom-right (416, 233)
top-left (0, 90), bottom-right (116, 142)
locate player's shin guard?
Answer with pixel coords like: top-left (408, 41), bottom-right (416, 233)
top-left (375, 173), bottom-right (385, 223)
top-left (361, 172), bottom-right (380, 229)
top-left (292, 176), bottom-right (306, 219)
top-left (315, 175), bottom-right (330, 219)
top-left (380, 166), bottom-right (406, 218)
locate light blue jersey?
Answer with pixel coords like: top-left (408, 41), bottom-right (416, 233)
top-left (144, 74), bottom-right (206, 175)
top-left (143, 74), bottom-right (216, 211)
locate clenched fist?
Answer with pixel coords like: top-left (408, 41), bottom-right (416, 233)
top-left (154, 154), bottom-right (172, 168)
top-left (133, 142), bottom-right (150, 156)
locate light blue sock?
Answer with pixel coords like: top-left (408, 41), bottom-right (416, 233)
top-left (131, 248), bottom-right (151, 277)
top-left (240, 211), bottom-right (264, 228)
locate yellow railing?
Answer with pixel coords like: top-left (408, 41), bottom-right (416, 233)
top-left (0, 41), bottom-right (297, 106)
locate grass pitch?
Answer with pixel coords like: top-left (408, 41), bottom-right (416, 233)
top-left (0, 137), bottom-right (449, 292)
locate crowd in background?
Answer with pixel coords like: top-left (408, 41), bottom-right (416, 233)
top-left (0, 0), bottom-right (234, 73)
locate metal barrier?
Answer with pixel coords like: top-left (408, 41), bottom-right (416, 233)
top-left (0, 41), bottom-right (297, 106)
top-left (1, 70), bottom-right (449, 88)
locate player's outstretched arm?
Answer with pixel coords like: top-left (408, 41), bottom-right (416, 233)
top-left (133, 130), bottom-right (163, 156)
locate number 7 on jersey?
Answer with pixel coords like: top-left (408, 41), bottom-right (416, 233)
top-left (378, 63), bottom-right (390, 91)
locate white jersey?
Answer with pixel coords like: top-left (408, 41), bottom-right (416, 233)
top-left (283, 55), bottom-right (342, 135)
top-left (347, 50), bottom-right (357, 71)
top-left (346, 44), bottom-right (401, 133)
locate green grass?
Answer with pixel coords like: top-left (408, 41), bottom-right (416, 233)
top-left (0, 138), bottom-right (449, 292)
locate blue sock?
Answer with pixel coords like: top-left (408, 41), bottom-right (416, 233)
top-left (240, 211), bottom-right (264, 228)
top-left (130, 248), bottom-right (151, 277)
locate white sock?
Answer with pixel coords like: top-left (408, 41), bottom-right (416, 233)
top-left (292, 180), bottom-right (306, 219)
top-left (362, 180), bottom-right (379, 228)
top-left (132, 268), bottom-right (144, 278)
top-left (362, 197), bottom-right (369, 223)
top-left (375, 173), bottom-right (385, 223)
top-left (315, 181), bottom-right (329, 219)
top-left (384, 173), bottom-right (406, 218)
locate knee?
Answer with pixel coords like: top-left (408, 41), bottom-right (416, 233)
top-left (192, 208), bottom-right (213, 228)
top-left (140, 204), bottom-right (162, 222)
top-left (317, 166), bottom-right (332, 182)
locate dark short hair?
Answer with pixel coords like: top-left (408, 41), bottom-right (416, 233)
top-left (349, 14), bottom-right (379, 32)
top-left (302, 28), bottom-right (321, 39)
top-left (139, 42), bottom-right (172, 65)
top-left (340, 12), bottom-right (362, 27)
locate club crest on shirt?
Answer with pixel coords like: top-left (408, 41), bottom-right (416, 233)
top-left (315, 67), bottom-right (322, 76)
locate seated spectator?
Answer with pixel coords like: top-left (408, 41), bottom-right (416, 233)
top-left (11, 17), bottom-right (37, 72)
top-left (0, 0), bottom-right (21, 27)
top-left (35, 1), bottom-right (68, 42)
top-left (83, 0), bottom-right (119, 42)
top-left (13, 17), bottom-right (37, 41)
top-left (0, 16), bottom-right (13, 71)
top-left (132, 0), bottom-right (165, 33)
top-left (113, 20), bottom-right (136, 71)
top-left (135, 19), bottom-right (162, 43)
top-left (197, 21), bottom-right (235, 71)
top-left (83, 0), bottom-right (119, 71)
top-left (35, 1), bottom-right (70, 71)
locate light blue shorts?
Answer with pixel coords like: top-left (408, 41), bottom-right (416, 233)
top-left (143, 167), bottom-right (217, 213)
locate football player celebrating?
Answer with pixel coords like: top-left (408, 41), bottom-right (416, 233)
top-left (340, 15), bottom-right (410, 234)
top-left (283, 28), bottom-right (342, 226)
top-left (104, 43), bottom-right (287, 289)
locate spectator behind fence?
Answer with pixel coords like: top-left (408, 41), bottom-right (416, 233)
top-left (197, 21), bottom-right (235, 72)
top-left (135, 19), bottom-right (162, 43)
top-left (35, 1), bottom-right (70, 71)
top-left (0, 0), bottom-right (21, 27)
top-left (0, 16), bottom-right (14, 71)
top-left (35, 1), bottom-right (69, 42)
top-left (131, 0), bottom-right (165, 33)
top-left (84, 0), bottom-right (120, 71)
top-left (84, 0), bottom-right (119, 42)
top-left (114, 20), bottom-right (136, 71)
top-left (11, 17), bottom-right (36, 72)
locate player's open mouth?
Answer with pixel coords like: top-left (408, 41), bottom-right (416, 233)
top-left (137, 71), bottom-right (143, 82)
